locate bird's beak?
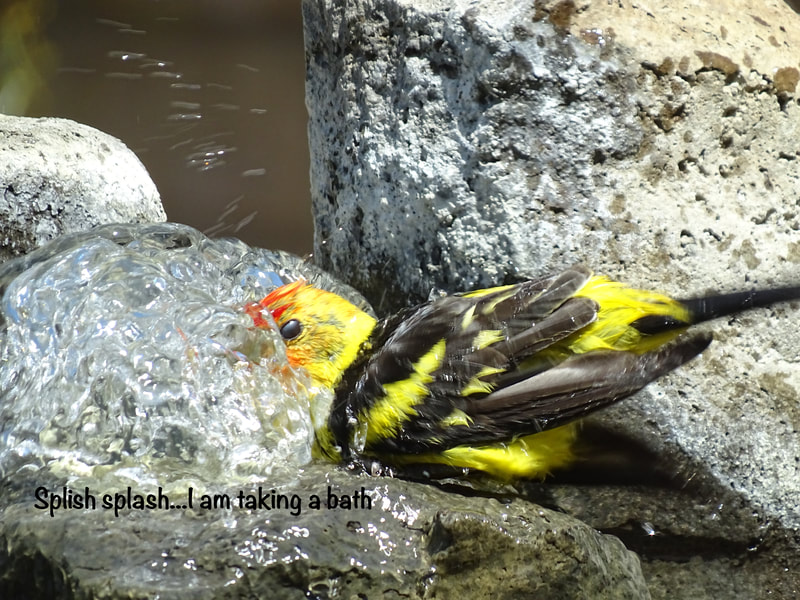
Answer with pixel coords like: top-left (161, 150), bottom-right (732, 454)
top-left (244, 301), bottom-right (272, 328)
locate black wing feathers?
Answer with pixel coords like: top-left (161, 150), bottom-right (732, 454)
top-left (330, 265), bottom-right (708, 457)
top-left (464, 333), bottom-right (711, 431)
top-left (681, 286), bottom-right (800, 323)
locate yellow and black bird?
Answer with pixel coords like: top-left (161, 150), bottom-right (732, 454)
top-left (245, 265), bottom-right (800, 482)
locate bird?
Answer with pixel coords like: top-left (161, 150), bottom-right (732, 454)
top-left (244, 265), bottom-right (800, 482)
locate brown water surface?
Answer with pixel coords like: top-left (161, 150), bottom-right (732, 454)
top-left (4, 0), bottom-right (312, 255)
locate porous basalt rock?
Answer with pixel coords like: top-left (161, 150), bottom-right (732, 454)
top-left (304, 0), bottom-right (800, 597)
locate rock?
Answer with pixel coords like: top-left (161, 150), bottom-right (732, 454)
top-left (303, 0), bottom-right (800, 597)
top-left (0, 115), bottom-right (166, 263)
top-left (0, 467), bottom-right (649, 600)
top-left (0, 223), bottom-right (648, 598)
top-left (304, 0), bottom-right (800, 309)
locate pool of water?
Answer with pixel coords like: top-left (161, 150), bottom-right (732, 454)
top-left (1, 0), bottom-right (312, 255)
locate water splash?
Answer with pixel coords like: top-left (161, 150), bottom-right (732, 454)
top-left (0, 223), bottom-right (370, 491)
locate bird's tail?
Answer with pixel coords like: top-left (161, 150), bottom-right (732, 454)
top-left (631, 284), bottom-right (800, 336)
top-left (681, 286), bottom-right (800, 324)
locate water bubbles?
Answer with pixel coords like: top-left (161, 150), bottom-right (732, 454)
top-left (235, 64), bottom-right (260, 73)
top-left (107, 51), bottom-right (147, 62)
top-left (641, 521), bottom-right (657, 536)
top-left (234, 211), bottom-right (257, 233)
top-left (184, 139), bottom-right (238, 171)
top-left (95, 19), bottom-right (132, 29)
top-left (105, 71), bottom-right (144, 81)
top-left (151, 71), bottom-right (184, 80)
top-left (171, 101), bottom-right (201, 111)
top-left (170, 82), bottom-right (202, 91)
top-left (168, 112), bottom-right (201, 121)
top-left (0, 223), bottom-right (362, 489)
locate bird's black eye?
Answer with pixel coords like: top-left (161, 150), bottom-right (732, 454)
top-left (280, 319), bottom-right (302, 340)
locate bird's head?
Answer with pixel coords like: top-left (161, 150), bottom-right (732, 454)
top-left (245, 280), bottom-right (377, 390)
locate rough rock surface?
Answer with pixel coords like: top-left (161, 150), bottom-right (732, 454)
top-left (0, 115), bottom-right (166, 262)
top-left (0, 467), bottom-right (649, 600)
top-left (304, 0), bottom-right (800, 597)
top-left (304, 0), bottom-right (800, 307)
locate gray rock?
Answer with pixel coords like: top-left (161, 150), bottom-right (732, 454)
top-left (1, 467), bottom-right (649, 600)
top-left (304, 0), bottom-right (642, 311)
top-left (304, 0), bottom-right (800, 596)
top-left (0, 115), bottom-right (166, 263)
top-left (305, 0), bottom-right (800, 310)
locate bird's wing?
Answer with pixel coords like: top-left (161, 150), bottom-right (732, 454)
top-left (329, 265), bottom-right (709, 457)
top-left (330, 267), bottom-right (590, 450)
top-left (449, 333), bottom-right (711, 445)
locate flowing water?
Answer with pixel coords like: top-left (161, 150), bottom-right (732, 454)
top-left (0, 223), bottom-right (371, 496)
